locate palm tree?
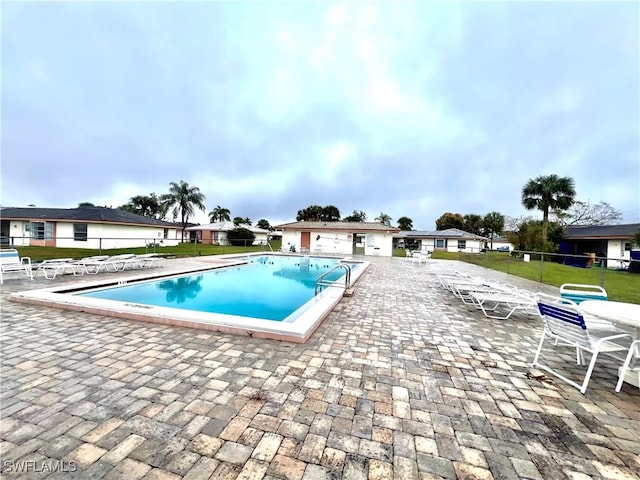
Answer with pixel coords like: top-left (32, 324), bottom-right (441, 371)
top-left (209, 205), bottom-right (231, 223)
top-left (256, 219), bottom-right (271, 230)
top-left (396, 216), bottom-right (413, 231)
top-left (522, 174), bottom-right (575, 245)
top-left (375, 212), bottom-right (392, 226)
top-left (163, 180), bottom-right (207, 241)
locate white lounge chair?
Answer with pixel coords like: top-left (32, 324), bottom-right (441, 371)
top-left (532, 293), bottom-right (633, 393)
top-left (121, 253), bottom-right (159, 270)
top-left (0, 249), bottom-right (33, 283)
top-left (468, 289), bottom-right (537, 319)
top-left (35, 258), bottom-right (83, 279)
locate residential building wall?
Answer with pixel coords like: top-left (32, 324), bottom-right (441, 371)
top-left (5, 220), bottom-right (180, 249)
top-left (418, 238), bottom-right (485, 253)
top-left (606, 239), bottom-right (630, 260)
top-left (282, 230), bottom-right (394, 256)
top-left (7, 221), bottom-right (31, 246)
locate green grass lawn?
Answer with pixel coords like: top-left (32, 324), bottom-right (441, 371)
top-left (11, 241), bottom-right (282, 263)
top-left (430, 250), bottom-right (640, 304)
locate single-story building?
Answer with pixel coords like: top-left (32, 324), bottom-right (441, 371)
top-left (491, 236), bottom-right (515, 252)
top-left (185, 222), bottom-right (272, 245)
top-left (394, 228), bottom-right (489, 253)
top-left (0, 206), bottom-right (182, 249)
top-left (277, 221), bottom-right (400, 256)
top-left (559, 223), bottom-right (640, 268)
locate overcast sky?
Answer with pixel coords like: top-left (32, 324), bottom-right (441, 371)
top-left (2, 1), bottom-right (639, 229)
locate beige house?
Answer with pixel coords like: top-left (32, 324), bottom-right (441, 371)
top-left (395, 228), bottom-right (489, 253)
top-left (277, 221), bottom-right (400, 256)
top-left (0, 207), bottom-right (181, 249)
top-left (186, 222), bottom-right (271, 245)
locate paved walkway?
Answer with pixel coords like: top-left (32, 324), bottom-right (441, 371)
top-left (1, 256), bottom-right (638, 479)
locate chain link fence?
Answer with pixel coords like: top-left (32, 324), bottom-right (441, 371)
top-left (454, 250), bottom-right (640, 304)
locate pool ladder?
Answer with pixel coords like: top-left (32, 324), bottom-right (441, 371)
top-left (315, 263), bottom-right (352, 295)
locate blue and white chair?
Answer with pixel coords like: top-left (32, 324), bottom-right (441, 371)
top-left (560, 283), bottom-right (607, 304)
top-left (532, 293), bottom-right (633, 394)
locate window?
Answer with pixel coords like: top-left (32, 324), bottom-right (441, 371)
top-left (29, 222), bottom-right (53, 240)
top-left (163, 228), bottom-right (169, 239)
top-left (624, 242), bottom-right (632, 251)
top-left (436, 239), bottom-right (446, 248)
top-left (73, 223), bottom-right (88, 242)
top-left (457, 240), bottom-right (466, 250)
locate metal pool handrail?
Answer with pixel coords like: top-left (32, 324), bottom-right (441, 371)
top-left (315, 263), bottom-right (352, 295)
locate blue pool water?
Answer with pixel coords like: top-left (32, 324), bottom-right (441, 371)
top-left (78, 255), bottom-right (355, 321)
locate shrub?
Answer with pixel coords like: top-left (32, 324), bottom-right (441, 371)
top-left (227, 227), bottom-right (255, 246)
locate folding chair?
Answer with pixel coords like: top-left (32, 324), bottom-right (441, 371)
top-left (532, 293), bottom-right (633, 394)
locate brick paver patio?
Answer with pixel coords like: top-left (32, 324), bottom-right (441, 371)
top-left (1, 256), bottom-right (638, 479)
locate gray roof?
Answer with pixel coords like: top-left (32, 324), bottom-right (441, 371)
top-left (186, 221), bottom-right (270, 234)
top-left (396, 228), bottom-right (488, 241)
top-left (563, 223), bottom-right (640, 239)
top-left (277, 221), bottom-right (400, 233)
top-left (0, 207), bottom-right (178, 228)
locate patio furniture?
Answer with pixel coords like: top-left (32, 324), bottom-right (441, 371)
top-left (532, 293), bottom-right (633, 394)
top-left (0, 249), bottom-right (33, 283)
top-left (121, 253), bottom-right (160, 270)
top-left (580, 300), bottom-right (640, 391)
top-left (468, 288), bottom-right (537, 320)
top-left (560, 283), bottom-right (608, 304)
top-left (35, 258), bottom-right (83, 279)
top-left (617, 341), bottom-right (640, 392)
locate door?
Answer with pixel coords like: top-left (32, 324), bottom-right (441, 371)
top-left (301, 232), bottom-right (310, 252)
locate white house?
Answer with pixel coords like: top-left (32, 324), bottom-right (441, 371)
top-left (185, 222), bottom-right (271, 245)
top-left (0, 207), bottom-right (182, 249)
top-left (395, 228), bottom-right (489, 253)
top-left (277, 221), bottom-right (400, 257)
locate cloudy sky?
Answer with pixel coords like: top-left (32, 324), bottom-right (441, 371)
top-left (2, 1), bottom-right (639, 229)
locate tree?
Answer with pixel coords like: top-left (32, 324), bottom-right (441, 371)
top-left (343, 210), bottom-right (367, 222)
top-left (78, 202), bottom-right (95, 208)
top-left (120, 193), bottom-right (168, 219)
top-left (322, 205), bottom-right (341, 221)
top-left (551, 200), bottom-right (623, 226)
top-left (163, 180), bottom-right (206, 240)
top-left (462, 214), bottom-right (483, 235)
top-left (482, 211), bottom-right (505, 249)
top-left (296, 205), bottom-right (341, 221)
top-left (506, 219), bottom-right (563, 253)
top-left (397, 216), bottom-right (413, 231)
top-left (209, 205), bottom-right (231, 222)
top-left (297, 205), bottom-right (324, 221)
top-left (435, 212), bottom-right (464, 230)
top-left (256, 219), bottom-right (272, 231)
top-left (375, 212), bottom-right (392, 226)
top-left (227, 227), bottom-right (256, 246)
top-left (233, 216), bottom-right (251, 226)
top-left (522, 174), bottom-right (576, 245)
top-left (503, 215), bottom-right (535, 233)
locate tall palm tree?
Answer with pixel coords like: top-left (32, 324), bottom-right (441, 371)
top-left (209, 205), bottom-right (231, 223)
top-left (375, 212), bottom-right (392, 226)
top-left (163, 180), bottom-right (206, 241)
top-left (522, 174), bottom-right (575, 245)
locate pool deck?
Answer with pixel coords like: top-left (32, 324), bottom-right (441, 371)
top-left (1, 256), bottom-right (639, 479)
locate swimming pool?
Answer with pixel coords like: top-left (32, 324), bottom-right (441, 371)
top-left (10, 254), bottom-right (369, 342)
top-left (78, 255), bottom-right (356, 321)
